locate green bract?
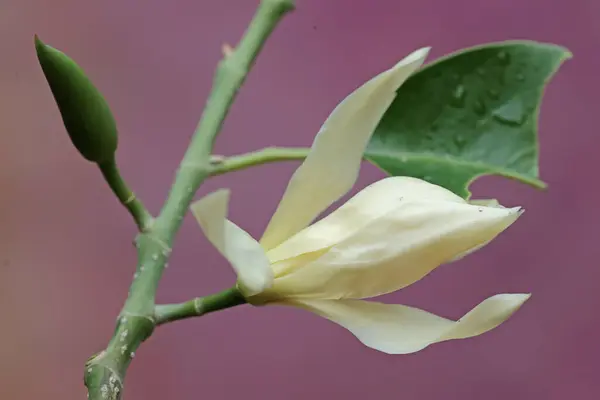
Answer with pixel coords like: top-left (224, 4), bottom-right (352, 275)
top-left (35, 35), bottom-right (118, 163)
top-left (367, 41), bottom-right (571, 198)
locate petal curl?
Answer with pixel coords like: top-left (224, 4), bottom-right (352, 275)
top-left (450, 198), bottom-right (506, 262)
top-left (287, 293), bottom-right (530, 354)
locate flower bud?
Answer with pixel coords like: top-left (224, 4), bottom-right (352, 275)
top-left (35, 35), bottom-right (118, 163)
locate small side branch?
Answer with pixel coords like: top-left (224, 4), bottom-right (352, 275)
top-left (99, 158), bottom-right (154, 232)
top-left (154, 287), bottom-right (247, 326)
top-left (209, 147), bottom-right (310, 176)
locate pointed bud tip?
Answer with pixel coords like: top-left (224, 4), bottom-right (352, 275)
top-left (34, 34), bottom-right (43, 51)
top-left (33, 35), bottom-right (55, 59)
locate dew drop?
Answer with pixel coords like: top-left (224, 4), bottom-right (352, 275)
top-left (516, 73), bottom-right (525, 81)
top-left (152, 254), bottom-right (159, 261)
top-left (400, 155), bottom-right (408, 163)
top-left (450, 85), bottom-right (466, 107)
top-left (497, 51), bottom-right (510, 65)
top-left (473, 99), bottom-right (487, 116)
top-left (488, 89), bottom-right (499, 100)
top-left (88, 368), bottom-right (92, 374)
top-left (492, 99), bottom-right (526, 126)
top-left (454, 135), bottom-right (467, 148)
top-left (130, 352), bottom-right (135, 358)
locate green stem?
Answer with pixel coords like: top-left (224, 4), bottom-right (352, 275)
top-left (84, 2), bottom-right (295, 399)
top-left (210, 147), bottom-right (310, 175)
top-left (154, 287), bottom-right (246, 325)
top-left (99, 157), bottom-right (154, 232)
top-left (154, 0), bottom-right (295, 244)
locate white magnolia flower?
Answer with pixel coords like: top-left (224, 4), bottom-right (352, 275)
top-left (191, 47), bottom-right (530, 354)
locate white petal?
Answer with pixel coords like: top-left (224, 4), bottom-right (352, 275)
top-left (190, 189), bottom-right (273, 296)
top-left (272, 200), bottom-right (522, 300)
top-left (288, 293), bottom-right (530, 354)
top-left (469, 199), bottom-right (502, 208)
top-left (260, 48), bottom-right (430, 251)
top-left (267, 176), bottom-right (463, 265)
top-left (450, 198), bottom-right (506, 262)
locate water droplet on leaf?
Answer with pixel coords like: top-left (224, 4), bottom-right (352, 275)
top-left (497, 51), bottom-right (510, 65)
top-left (473, 99), bottom-right (487, 116)
top-left (450, 85), bottom-right (466, 107)
top-left (454, 135), bottom-right (467, 148)
top-left (492, 99), bottom-right (526, 126)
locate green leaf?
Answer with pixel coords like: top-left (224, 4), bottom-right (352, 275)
top-left (366, 41), bottom-right (571, 198)
top-left (35, 35), bottom-right (118, 163)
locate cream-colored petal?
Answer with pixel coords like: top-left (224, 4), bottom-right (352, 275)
top-left (267, 176), bottom-right (463, 265)
top-left (272, 200), bottom-right (522, 300)
top-left (191, 190), bottom-right (273, 296)
top-left (469, 199), bottom-right (501, 208)
top-left (450, 198), bottom-right (506, 262)
top-left (287, 293), bottom-right (530, 354)
top-left (260, 48), bottom-right (430, 251)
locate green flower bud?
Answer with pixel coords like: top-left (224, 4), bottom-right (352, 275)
top-left (35, 35), bottom-right (118, 163)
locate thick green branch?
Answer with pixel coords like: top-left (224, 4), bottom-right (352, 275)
top-left (210, 147), bottom-right (310, 175)
top-left (154, 287), bottom-right (246, 325)
top-left (99, 157), bottom-right (154, 232)
top-left (84, 1), bottom-right (295, 399)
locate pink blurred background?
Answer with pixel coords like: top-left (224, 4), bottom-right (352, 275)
top-left (0, 0), bottom-right (597, 399)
